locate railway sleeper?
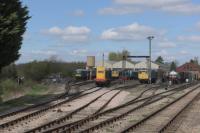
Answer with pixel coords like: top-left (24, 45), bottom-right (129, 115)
top-left (79, 85), bottom-right (199, 133)
top-left (120, 85), bottom-right (200, 133)
top-left (32, 83), bottom-right (186, 132)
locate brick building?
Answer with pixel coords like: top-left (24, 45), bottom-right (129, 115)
top-left (176, 62), bottom-right (200, 72)
top-left (176, 62), bottom-right (200, 80)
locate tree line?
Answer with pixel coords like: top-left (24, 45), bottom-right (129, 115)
top-left (1, 60), bottom-right (86, 81)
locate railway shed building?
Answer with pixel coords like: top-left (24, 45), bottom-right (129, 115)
top-left (176, 62), bottom-right (200, 79)
top-left (96, 60), bottom-right (168, 72)
top-left (112, 60), bottom-right (135, 69)
top-left (95, 61), bottom-right (116, 69)
top-left (135, 61), bottom-right (160, 71)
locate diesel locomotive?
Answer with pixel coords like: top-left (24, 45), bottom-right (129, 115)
top-left (95, 66), bottom-right (112, 86)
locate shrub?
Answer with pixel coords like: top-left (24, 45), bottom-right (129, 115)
top-left (17, 61), bottom-right (86, 81)
top-left (0, 79), bottom-right (21, 100)
top-left (0, 64), bottom-right (17, 79)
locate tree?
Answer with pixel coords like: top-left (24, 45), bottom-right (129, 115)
top-left (108, 52), bottom-right (118, 61)
top-left (194, 57), bottom-right (199, 65)
top-left (155, 56), bottom-right (164, 64)
top-left (189, 57), bottom-right (199, 65)
top-left (108, 50), bottom-right (130, 61)
top-left (122, 50), bottom-right (130, 58)
top-left (190, 59), bottom-right (194, 63)
top-left (170, 61), bottom-right (177, 71)
top-left (0, 64), bottom-right (17, 79)
top-left (0, 0), bottom-right (30, 71)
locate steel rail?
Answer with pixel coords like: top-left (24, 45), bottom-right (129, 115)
top-left (47, 84), bottom-right (191, 133)
top-left (0, 86), bottom-right (100, 129)
top-left (25, 83), bottom-right (140, 133)
top-left (70, 84), bottom-right (197, 133)
top-left (120, 85), bottom-right (200, 133)
top-left (0, 80), bottom-right (94, 120)
top-left (158, 88), bottom-right (200, 133)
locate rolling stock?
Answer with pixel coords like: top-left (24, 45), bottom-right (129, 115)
top-left (120, 70), bottom-right (138, 80)
top-left (138, 70), bottom-right (157, 83)
top-left (95, 66), bottom-right (112, 86)
top-left (75, 69), bottom-right (96, 80)
top-left (111, 70), bottom-right (120, 79)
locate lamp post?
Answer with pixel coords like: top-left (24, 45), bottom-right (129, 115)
top-left (147, 36), bottom-right (154, 84)
top-left (102, 53), bottom-right (104, 67)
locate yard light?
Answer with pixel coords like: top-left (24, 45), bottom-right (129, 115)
top-left (147, 36), bottom-right (154, 84)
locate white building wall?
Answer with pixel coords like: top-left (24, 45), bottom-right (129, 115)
top-left (135, 61), bottom-right (159, 71)
top-left (96, 60), bottom-right (159, 70)
top-left (96, 61), bottom-right (115, 69)
top-left (113, 61), bottom-right (135, 69)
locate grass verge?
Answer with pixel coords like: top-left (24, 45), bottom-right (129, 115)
top-left (0, 79), bottom-right (53, 114)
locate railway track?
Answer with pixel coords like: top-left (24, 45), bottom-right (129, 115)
top-left (34, 83), bottom-right (193, 133)
top-left (60, 83), bottom-right (197, 133)
top-left (1, 82), bottom-right (196, 133)
top-left (158, 87), bottom-right (200, 133)
top-left (158, 89), bottom-right (200, 133)
top-left (75, 86), bottom-right (190, 133)
top-left (119, 83), bottom-right (200, 133)
top-left (0, 80), bottom-right (95, 120)
top-left (0, 84), bottom-right (99, 132)
top-left (24, 83), bottom-right (140, 133)
top-left (0, 81), bottom-right (138, 133)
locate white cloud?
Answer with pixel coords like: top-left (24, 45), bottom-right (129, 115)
top-left (48, 27), bottom-right (62, 35)
top-left (69, 49), bottom-right (88, 56)
top-left (45, 26), bottom-right (91, 42)
top-left (180, 50), bottom-right (189, 55)
top-left (155, 49), bottom-right (168, 56)
top-left (98, 6), bottom-right (142, 15)
top-left (101, 0), bottom-right (200, 15)
top-left (165, 56), bottom-right (176, 61)
top-left (161, 3), bottom-right (200, 14)
top-left (114, 0), bottom-right (186, 7)
top-left (101, 23), bottom-right (165, 41)
top-left (72, 10), bottom-right (85, 16)
top-left (177, 35), bottom-right (200, 42)
top-left (155, 49), bottom-right (176, 61)
top-left (31, 50), bottom-right (57, 56)
top-left (158, 41), bottom-right (176, 48)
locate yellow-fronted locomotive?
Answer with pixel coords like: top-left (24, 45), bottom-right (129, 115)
top-left (95, 66), bottom-right (112, 86)
top-left (111, 70), bottom-right (120, 79)
top-left (138, 70), bottom-right (157, 83)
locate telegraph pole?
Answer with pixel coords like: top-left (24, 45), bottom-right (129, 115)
top-left (147, 36), bottom-right (154, 84)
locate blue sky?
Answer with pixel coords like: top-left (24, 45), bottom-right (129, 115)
top-left (18, 0), bottom-right (200, 64)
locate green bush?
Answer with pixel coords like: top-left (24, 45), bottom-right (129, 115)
top-left (29, 84), bottom-right (48, 95)
top-left (0, 79), bottom-right (21, 100)
top-left (0, 79), bottom-right (49, 102)
top-left (0, 64), bottom-right (17, 79)
top-left (23, 79), bottom-right (35, 87)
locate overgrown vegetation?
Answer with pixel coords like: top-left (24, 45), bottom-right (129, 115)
top-left (0, 59), bottom-right (86, 102)
top-left (0, 79), bottom-right (20, 101)
top-left (17, 60), bottom-right (86, 81)
top-left (0, 79), bottom-right (48, 102)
